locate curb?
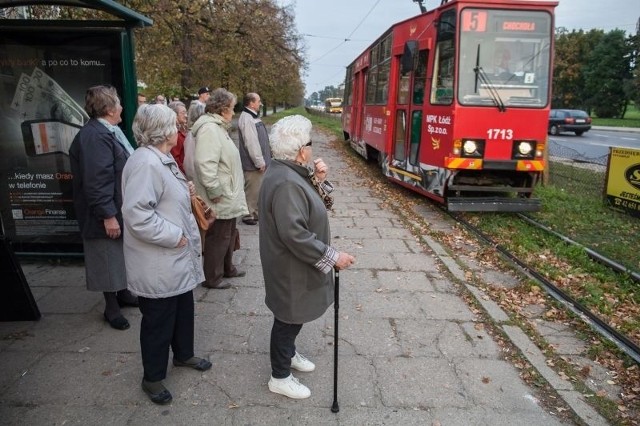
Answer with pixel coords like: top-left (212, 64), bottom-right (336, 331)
top-left (411, 208), bottom-right (609, 425)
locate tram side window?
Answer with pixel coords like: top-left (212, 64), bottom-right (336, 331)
top-left (413, 50), bottom-right (428, 105)
top-left (431, 39), bottom-right (455, 105)
top-left (394, 110), bottom-right (407, 161)
top-left (398, 72), bottom-right (410, 104)
top-left (366, 34), bottom-right (392, 105)
top-left (431, 9), bottom-right (456, 105)
top-left (410, 110), bottom-right (422, 165)
top-left (366, 69), bottom-right (377, 104)
top-left (344, 65), bottom-right (353, 106)
top-left (376, 60), bottom-right (390, 104)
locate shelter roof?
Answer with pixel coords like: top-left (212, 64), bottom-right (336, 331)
top-left (0, 0), bottom-right (152, 27)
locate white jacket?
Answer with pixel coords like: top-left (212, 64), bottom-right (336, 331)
top-left (121, 146), bottom-right (204, 298)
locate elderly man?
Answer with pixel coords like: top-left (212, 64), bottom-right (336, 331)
top-left (237, 92), bottom-right (271, 225)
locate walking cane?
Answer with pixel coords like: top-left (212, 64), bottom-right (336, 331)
top-left (331, 268), bottom-right (340, 413)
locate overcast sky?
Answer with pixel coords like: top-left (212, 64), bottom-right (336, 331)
top-left (286, 0), bottom-right (640, 97)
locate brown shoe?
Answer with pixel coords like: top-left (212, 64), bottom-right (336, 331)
top-left (224, 269), bottom-right (246, 278)
top-left (202, 281), bottom-right (231, 290)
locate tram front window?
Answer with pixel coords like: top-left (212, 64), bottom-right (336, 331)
top-left (457, 9), bottom-right (552, 108)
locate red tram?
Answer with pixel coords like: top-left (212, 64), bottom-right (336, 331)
top-left (342, 0), bottom-right (557, 211)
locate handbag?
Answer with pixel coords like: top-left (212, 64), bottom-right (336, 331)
top-left (191, 195), bottom-right (215, 231)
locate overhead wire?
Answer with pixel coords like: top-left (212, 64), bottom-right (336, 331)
top-left (308, 0), bottom-right (383, 65)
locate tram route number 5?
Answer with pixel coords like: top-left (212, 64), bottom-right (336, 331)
top-left (487, 129), bottom-right (513, 139)
top-left (462, 10), bottom-right (487, 32)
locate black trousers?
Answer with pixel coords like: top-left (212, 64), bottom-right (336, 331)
top-left (138, 291), bottom-right (195, 382)
top-left (270, 317), bottom-right (303, 379)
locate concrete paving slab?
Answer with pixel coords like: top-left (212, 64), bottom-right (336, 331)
top-left (0, 405), bottom-right (136, 426)
top-left (456, 358), bottom-right (549, 412)
top-left (0, 126), bottom-right (596, 425)
top-left (1, 351), bottom-right (140, 406)
top-left (35, 286), bottom-right (102, 314)
top-left (374, 356), bottom-right (469, 408)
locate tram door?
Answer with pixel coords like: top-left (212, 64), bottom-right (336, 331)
top-left (352, 68), bottom-right (366, 142)
top-left (393, 49), bottom-right (428, 173)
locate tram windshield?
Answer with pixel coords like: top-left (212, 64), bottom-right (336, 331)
top-left (457, 8), bottom-right (552, 109)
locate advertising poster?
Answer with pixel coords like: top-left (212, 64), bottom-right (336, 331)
top-left (606, 147), bottom-right (640, 218)
top-left (0, 29), bottom-right (124, 252)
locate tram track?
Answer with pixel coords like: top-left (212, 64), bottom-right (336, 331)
top-left (447, 210), bottom-right (640, 365)
top-left (336, 136), bottom-right (640, 364)
top-left (338, 139), bottom-right (640, 365)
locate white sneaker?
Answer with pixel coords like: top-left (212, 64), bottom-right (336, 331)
top-left (268, 374), bottom-right (311, 399)
top-left (291, 352), bottom-right (316, 372)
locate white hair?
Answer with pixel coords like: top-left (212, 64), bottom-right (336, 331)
top-left (269, 115), bottom-right (312, 161)
top-left (132, 104), bottom-right (177, 147)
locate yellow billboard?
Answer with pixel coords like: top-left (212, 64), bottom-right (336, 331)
top-left (606, 147), bottom-right (640, 218)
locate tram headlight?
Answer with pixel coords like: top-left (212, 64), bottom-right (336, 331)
top-left (517, 142), bottom-right (533, 156)
top-left (512, 140), bottom-right (535, 159)
top-left (463, 140), bottom-right (477, 155)
top-left (460, 139), bottom-right (483, 158)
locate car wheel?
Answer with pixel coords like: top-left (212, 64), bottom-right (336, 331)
top-left (549, 125), bottom-right (559, 135)
top-left (575, 131), bottom-right (584, 136)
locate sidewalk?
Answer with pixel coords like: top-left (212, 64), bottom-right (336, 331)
top-left (591, 125), bottom-right (640, 133)
top-left (0, 128), bottom-right (605, 425)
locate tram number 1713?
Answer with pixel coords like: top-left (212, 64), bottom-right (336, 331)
top-left (487, 129), bottom-right (514, 139)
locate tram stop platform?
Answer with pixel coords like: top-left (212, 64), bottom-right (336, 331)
top-left (0, 127), bottom-right (609, 425)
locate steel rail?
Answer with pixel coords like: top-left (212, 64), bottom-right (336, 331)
top-left (450, 212), bottom-right (640, 365)
top-left (517, 213), bottom-right (640, 284)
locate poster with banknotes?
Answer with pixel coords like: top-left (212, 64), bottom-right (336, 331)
top-left (0, 29), bottom-right (124, 252)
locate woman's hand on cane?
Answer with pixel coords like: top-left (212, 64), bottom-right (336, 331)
top-left (335, 252), bottom-right (355, 270)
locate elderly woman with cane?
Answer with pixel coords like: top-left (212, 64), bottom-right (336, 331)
top-left (258, 115), bottom-right (355, 399)
top-left (122, 104), bottom-right (211, 405)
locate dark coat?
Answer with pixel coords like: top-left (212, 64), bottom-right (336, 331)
top-left (258, 159), bottom-right (334, 324)
top-left (69, 119), bottom-right (129, 239)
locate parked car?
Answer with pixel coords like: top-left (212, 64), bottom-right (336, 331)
top-left (548, 109), bottom-right (592, 136)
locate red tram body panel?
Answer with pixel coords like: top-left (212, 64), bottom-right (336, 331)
top-left (342, 0), bottom-right (557, 211)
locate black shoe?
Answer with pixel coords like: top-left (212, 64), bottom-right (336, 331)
top-left (142, 379), bottom-right (172, 405)
top-left (242, 217), bottom-right (257, 225)
top-left (103, 313), bottom-right (130, 330)
top-left (117, 294), bottom-right (139, 308)
top-left (173, 356), bottom-right (212, 371)
top-left (223, 269), bottom-right (246, 278)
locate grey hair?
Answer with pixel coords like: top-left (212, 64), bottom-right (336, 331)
top-left (168, 100), bottom-right (186, 113)
top-left (132, 104), bottom-right (178, 147)
top-left (205, 88), bottom-right (237, 115)
top-left (269, 115), bottom-right (312, 161)
top-left (187, 100), bottom-right (206, 129)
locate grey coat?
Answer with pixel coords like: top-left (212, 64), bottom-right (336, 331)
top-left (121, 146), bottom-right (204, 299)
top-left (258, 160), bottom-right (336, 324)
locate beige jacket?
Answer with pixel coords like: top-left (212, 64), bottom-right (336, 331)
top-left (191, 113), bottom-right (248, 220)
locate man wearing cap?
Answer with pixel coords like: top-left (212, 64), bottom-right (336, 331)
top-left (188, 87), bottom-right (211, 128)
top-left (237, 92), bottom-right (271, 225)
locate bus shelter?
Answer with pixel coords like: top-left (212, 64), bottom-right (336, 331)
top-left (0, 0), bottom-right (151, 254)
top-left (0, 0), bottom-right (151, 320)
